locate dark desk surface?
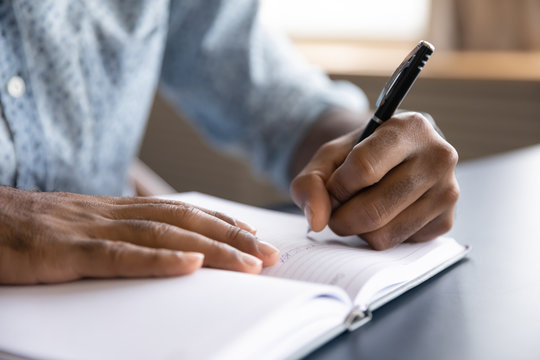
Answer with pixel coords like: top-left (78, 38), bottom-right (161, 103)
top-left (307, 145), bottom-right (540, 360)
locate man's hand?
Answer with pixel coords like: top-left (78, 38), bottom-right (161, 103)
top-left (290, 111), bottom-right (459, 250)
top-left (0, 187), bottom-right (279, 285)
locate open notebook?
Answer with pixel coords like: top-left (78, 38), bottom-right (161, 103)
top-left (0, 192), bottom-right (468, 360)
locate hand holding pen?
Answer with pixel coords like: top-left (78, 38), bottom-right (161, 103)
top-left (290, 41), bottom-right (460, 250)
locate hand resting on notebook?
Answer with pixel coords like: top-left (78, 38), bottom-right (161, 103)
top-left (0, 187), bottom-right (279, 285)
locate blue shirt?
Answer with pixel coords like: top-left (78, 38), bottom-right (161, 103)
top-left (0, 0), bottom-right (367, 195)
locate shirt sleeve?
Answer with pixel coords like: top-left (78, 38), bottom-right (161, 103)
top-left (159, 0), bottom-right (369, 189)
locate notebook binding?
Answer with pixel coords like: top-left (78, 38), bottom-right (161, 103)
top-left (345, 306), bottom-right (372, 331)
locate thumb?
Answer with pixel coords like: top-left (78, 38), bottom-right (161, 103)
top-left (290, 171), bottom-right (332, 232)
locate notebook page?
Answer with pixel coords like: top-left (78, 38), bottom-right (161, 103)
top-left (165, 193), bottom-right (465, 304)
top-left (263, 228), bottom-right (462, 303)
top-left (0, 269), bottom-right (348, 360)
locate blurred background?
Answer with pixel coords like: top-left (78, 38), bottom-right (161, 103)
top-left (139, 0), bottom-right (540, 206)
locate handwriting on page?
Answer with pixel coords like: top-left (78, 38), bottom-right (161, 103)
top-left (278, 244), bottom-right (318, 264)
top-left (263, 241), bottom-right (384, 298)
top-left (261, 227), bottom-right (438, 300)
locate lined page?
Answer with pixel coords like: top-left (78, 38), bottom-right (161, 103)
top-left (165, 193), bottom-right (465, 304)
top-left (265, 230), bottom-right (464, 305)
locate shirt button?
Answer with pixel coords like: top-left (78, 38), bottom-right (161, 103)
top-left (6, 76), bottom-right (26, 98)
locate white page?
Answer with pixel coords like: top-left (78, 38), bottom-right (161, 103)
top-left (0, 269), bottom-right (349, 360)
top-left (167, 193), bottom-right (466, 306)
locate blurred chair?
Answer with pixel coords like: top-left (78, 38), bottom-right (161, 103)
top-left (429, 0), bottom-right (540, 50)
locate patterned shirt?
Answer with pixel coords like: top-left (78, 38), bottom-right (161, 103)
top-left (0, 0), bottom-right (367, 195)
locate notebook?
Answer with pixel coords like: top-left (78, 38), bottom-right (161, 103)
top-left (0, 192), bottom-right (468, 360)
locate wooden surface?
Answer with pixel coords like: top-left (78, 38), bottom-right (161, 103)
top-left (295, 40), bottom-right (540, 81)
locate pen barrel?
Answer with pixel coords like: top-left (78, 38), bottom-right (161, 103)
top-left (375, 41), bottom-right (434, 122)
top-left (356, 40), bottom-right (434, 145)
top-left (356, 118), bottom-right (380, 143)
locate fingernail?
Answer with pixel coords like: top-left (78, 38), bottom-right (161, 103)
top-left (257, 241), bottom-right (279, 257)
top-left (241, 253), bottom-right (263, 267)
top-left (180, 252), bottom-right (205, 263)
top-left (304, 203), bottom-right (313, 225)
top-left (237, 219), bottom-right (257, 234)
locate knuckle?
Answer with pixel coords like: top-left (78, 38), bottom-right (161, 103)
top-left (74, 239), bottom-right (130, 278)
top-left (329, 179), bottom-right (351, 203)
top-left (408, 112), bottom-right (429, 128)
top-left (439, 215), bottom-right (454, 234)
top-left (291, 172), bottom-right (309, 188)
top-left (361, 201), bottom-right (388, 232)
top-left (364, 232), bottom-right (393, 251)
top-left (149, 221), bottom-right (173, 239)
top-left (176, 204), bottom-right (203, 222)
top-left (123, 219), bottom-right (151, 233)
top-left (206, 238), bottom-right (233, 258)
top-left (212, 211), bottom-right (237, 227)
top-left (225, 225), bottom-right (243, 244)
top-left (223, 225), bottom-right (256, 253)
top-left (319, 139), bottom-right (340, 154)
top-left (104, 241), bottom-right (123, 263)
top-left (442, 182), bottom-right (460, 205)
top-left (76, 239), bottom-right (107, 257)
top-left (349, 150), bottom-right (379, 185)
top-left (146, 249), bottom-right (163, 271)
top-left (3, 232), bottom-right (35, 253)
top-left (435, 142), bottom-right (459, 167)
top-left (300, 171), bottom-right (321, 186)
top-left (398, 112), bottom-right (431, 135)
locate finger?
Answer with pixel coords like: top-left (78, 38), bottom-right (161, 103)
top-left (93, 195), bottom-right (259, 234)
top-left (290, 135), bottom-right (355, 231)
top-left (351, 181), bottom-right (459, 250)
top-left (94, 220), bottom-right (265, 273)
top-left (197, 207), bottom-right (258, 235)
top-left (107, 204), bottom-right (279, 265)
top-left (329, 158), bottom-right (435, 236)
top-left (326, 120), bottom-right (415, 204)
top-left (72, 239), bottom-right (204, 279)
top-left (290, 171), bottom-right (332, 231)
top-left (408, 208), bottom-right (456, 243)
top-left (408, 176), bottom-right (459, 243)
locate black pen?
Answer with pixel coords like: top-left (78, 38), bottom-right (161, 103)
top-left (356, 40), bottom-right (434, 143)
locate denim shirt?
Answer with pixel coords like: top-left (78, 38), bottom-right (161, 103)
top-left (0, 0), bottom-right (367, 195)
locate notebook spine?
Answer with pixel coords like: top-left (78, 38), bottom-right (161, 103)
top-left (344, 306), bottom-right (372, 331)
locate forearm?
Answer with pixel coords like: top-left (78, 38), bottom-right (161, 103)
top-left (288, 108), bottom-right (370, 181)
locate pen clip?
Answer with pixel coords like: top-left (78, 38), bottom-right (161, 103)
top-left (375, 45), bottom-right (419, 108)
top-left (375, 41), bottom-right (433, 109)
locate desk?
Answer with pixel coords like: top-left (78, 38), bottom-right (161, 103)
top-left (306, 145), bottom-right (540, 360)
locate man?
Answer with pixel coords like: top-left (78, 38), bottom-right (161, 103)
top-left (0, 0), bottom-right (458, 284)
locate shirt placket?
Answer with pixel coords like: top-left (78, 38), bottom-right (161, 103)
top-left (0, 1), bottom-right (47, 191)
